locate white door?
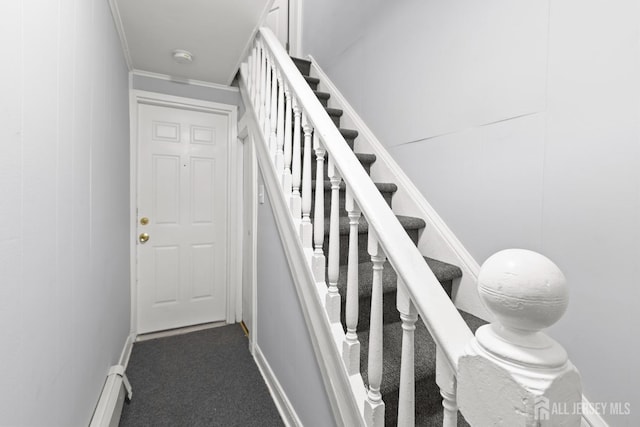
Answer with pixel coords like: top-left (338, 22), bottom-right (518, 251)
top-left (137, 103), bottom-right (228, 334)
top-left (265, 0), bottom-right (289, 50)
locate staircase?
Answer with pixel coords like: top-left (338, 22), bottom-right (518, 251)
top-left (239, 27), bottom-right (584, 427)
top-left (292, 57), bottom-right (486, 426)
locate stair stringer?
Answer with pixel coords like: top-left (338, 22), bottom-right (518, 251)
top-left (307, 55), bottom-right (493, 322)
top-left (238, 72), bottom-right (367, 427)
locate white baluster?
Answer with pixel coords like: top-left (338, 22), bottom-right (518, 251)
top-left (397, 279), bottom-right (417, 426)
top-left (290, 97), bottom-right (302, 220)
top-left (261, 48), bottom-right (270, 130)
top-left (254, 44), bottom-right (261, 104)
top-left (269, 62), bottom-right (278, 160)
top-left (263, 55), bottom-right (273, 139)
top-left (325, 157), bottom-right (341, 322)
top-left (457, 249), bottom-right (582, 427)
top-left (274, 72), bottom-right (285, 182)
top-left (246, 46), bottom-right (252, 96)
top-left (248, 44), bottom-right (256, 99)
top-left (256, 44), bottom-right (265, 124)
top-left (342, 187), bottom-right (361, 375)
top-left (252, 44), bottom-right (259, 97)
top-left (364, 228), bottom-right (385, 427)
top-left (312, 133), bottom-right (326, 281)
top-left (300, 113), bottom-right (313, 248)
top-left (262, 54), bottom-right (270, 136)
top-left (282, 83), bottom-right (293, 194)
top-left (436, 347), bottom-right (457, 427)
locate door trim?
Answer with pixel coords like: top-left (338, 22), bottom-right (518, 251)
top-left (238, 115), bottom-right (258, 352)
top-left (288, 0), bottom-right (303, 56)
top-left (129, 89), bottom-right (239, 334)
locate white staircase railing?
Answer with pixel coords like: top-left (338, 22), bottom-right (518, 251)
top-left (239, 26), bottom-right (583, 426)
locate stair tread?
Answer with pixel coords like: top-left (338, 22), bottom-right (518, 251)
top-left (291, 57), bottom-right (311, 66)
top-left (323, 214), bottom-right (425, 236)
top-left (291, 57), bottom-right (311, 76)
top-left (309, 151), bottom-right (376, 171)
top-left (358, 311), bottom-right (486, 397)
top-left (304, 75), bottom-right (320, 85)
top-left (339, 128), bottom-right (359, 139)
top-left (325, 107), bottom-right (343, 117)
top-left (314, 90), bottom-right (331, 99)
top-left (337, 257), bottom-right (462, 300)
top-left (353, 152), bottom-right (376, 164)
top-left (312, 180), bottom-right (396, 194)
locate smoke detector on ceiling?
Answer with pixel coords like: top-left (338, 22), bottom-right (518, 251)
top-left (172, 49), bottom-right (193, 64)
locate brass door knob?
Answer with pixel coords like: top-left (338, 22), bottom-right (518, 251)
top-left (139, 232), bottom-right (150, 243)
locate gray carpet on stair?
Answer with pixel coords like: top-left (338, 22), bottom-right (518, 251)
top-left (119, 324), bottom-right (283, 427)
top-left (324, 214), bottom-right (426, 235)
top-left (358, 312), bottom-right (484, 426)
top-left (337, 257), bottom-right (462, 298)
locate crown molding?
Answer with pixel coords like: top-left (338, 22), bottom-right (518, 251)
top-left (132, 69), bottom-right (240, 93)
top-left (107, 0), bottom-right (133, 70)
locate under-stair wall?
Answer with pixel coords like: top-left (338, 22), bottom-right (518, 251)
top-left (302, 1), bottom-right (639, 425)
top-left (254, 170), bottom-right (337, 427)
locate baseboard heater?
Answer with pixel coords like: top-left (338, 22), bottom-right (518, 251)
top-left (89, 365), bottom-right (132, 427)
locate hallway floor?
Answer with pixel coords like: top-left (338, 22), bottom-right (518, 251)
top-left (119, 324), bottom-right (284, 427)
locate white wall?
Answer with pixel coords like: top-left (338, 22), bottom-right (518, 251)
top-left (256, 170), bottom-right (336, 427)
top-left (303, 0), bottom-right (639, 424)
top-left (0, 0), bottom-right (131, 425)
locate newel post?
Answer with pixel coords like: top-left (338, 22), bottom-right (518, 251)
top-left (458, 249), bottom-right (582, 427)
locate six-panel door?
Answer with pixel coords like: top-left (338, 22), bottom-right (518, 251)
top-left (137, 103), bottom-right (228, 334)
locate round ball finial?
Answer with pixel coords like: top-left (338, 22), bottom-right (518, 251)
top-left (478, 249), bottom-right (568, 332)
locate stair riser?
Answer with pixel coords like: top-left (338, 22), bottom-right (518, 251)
top-left (341, 290), bottom-right (400, 331)
top-left (289, 126), bottom-right (354, 150)
top-left (324, 228), bottom-right (419, 266)
top-left (305, 79), bottom-right (319, 91)
top-left (312, 187), bottom-right (392, 218)
top-left (383, 376), bottom-right (444, 426)
top-left (359, 328), bottom-right (443, 400)
top-left (309, 156), bottom-right (372, 178)
top-left (340, 280), bottom-right (453, 331)
top-left (294, 112), bottom-right (339, 126)
top-left (292, 58), bottom-right (311, 75)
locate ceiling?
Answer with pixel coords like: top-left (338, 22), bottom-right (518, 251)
top-left (110, 0), bottom-right (272, 86)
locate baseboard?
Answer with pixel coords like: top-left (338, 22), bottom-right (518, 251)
top-left (253, 345), bottom-right (303, 427)
top-left (89, 332), bottom-right (135, 427)
top-left (135, 321), bottom-right (226, 342)
top-left (118, 332), bottom-right (135, 368)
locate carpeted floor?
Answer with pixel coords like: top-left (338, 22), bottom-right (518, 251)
top-left (119, 324), bottom-right (284, 427)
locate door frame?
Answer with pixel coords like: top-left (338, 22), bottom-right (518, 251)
top-left (288, 0), bottom-right (303, 56)
top-left (129, 89), bottom-right (239, 335)
top-left (237, 115), bottom-right (258, 352)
